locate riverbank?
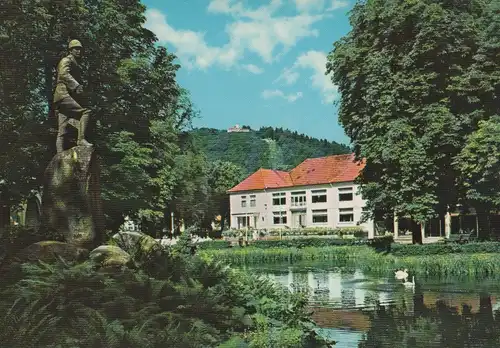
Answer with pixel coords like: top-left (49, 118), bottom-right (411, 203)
top-left (199, 245), bottom-right (500, 277)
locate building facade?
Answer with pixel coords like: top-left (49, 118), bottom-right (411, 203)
top-left (228, 154), bottom-right (375, 238)
top-left (227, 124), bottom-right (250, 133)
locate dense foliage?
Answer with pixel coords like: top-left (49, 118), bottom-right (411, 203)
top-left (192, 127), bottom-right (351, 175)
top-left (327, 0), bottom-right (500, 227)
top-left (202, 245), bottom-right (500, 277)
top-left (391, 241), bottom-right (500, 256)
top-left (0, 234), bottom-right (331, 348)
top-left (0, 0), bottom-right (249, 233)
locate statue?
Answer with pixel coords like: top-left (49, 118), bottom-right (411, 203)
top-left (54, 39), bottom-right (93, 153)
top-left (36, 39), bottom-right (104, 248)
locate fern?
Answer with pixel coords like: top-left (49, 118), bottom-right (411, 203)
top-left (0, 232), bottom-right (330, 347)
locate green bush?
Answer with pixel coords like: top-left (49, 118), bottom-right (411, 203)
top-left (0, 236), bottom-right (333, 348)
top-left (202, 245), bottom-right (500, 277)
top-left (224, 226), bottom-right (368, 238)
top-left (196, 240), bottom-right (232, 250)
top-left (197, 235), bottom-right (394, 253)
top-left (250, 238), bottom-right (366, 249)
top-left (0, 226), bottom-right (47, 262)
top-left (249, 235), bottom-right (392, 250)
top-left (391, 242), bottom-right (500, 256)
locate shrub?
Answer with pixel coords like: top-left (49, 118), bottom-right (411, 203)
top-left (0, 226), bottom-right (47, 262)
top-left (202, 245), bottom-right (500, 277)
top-left (0, 237), bottom-right (333, 347)
top-left (391, 241), bottom-right (500, 256)
top-left (198, 235), bottom-right (393, 251)
top-left (196, 240), bottom-right (232, 250)
top-left (250, 237), bottom-right (368, 249)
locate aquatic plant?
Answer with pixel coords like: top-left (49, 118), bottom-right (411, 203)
top-left (201, 246), bottom-right (500, 277)
top-left (0, 239), bottom-right (332, 348)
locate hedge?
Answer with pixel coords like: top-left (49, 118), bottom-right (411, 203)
top-left (391, 241), bottom-right (500, 256)
top-left (195, 240), bottom-right (232, 250)
top-left (198, 236), bottom-right (394, 250)
top-left (222, 226), bottom-right (368, 238)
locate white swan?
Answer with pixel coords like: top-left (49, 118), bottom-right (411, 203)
top-left (403, 276), bottom-right (415, 289)
top-left (395, 268), bottom-right (409, 280)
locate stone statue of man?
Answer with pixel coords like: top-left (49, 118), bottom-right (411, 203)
top-left (53, 39), bottom-right (93, 153)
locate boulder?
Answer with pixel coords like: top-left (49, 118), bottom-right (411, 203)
top-left (89, 245), bottom-right (131, 268)
top-left (10, 240), bottom-right (89, 264)
top-left (39, 146), bottom-right (105, 248)
top-left (111, 231), bottom-right (161, 255)
top-left (0, 241), bottom-right (88, 286)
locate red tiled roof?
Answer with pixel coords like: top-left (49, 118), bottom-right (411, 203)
top-left (228, 153), bottom-right (364, 193)
top-left (227, 168), bottom-right (293, 193)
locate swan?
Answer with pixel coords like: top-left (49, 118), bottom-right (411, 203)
top-left (395, 268), bottom-right (409, 280)
top-left (403, 276), bottom-right (415, 288)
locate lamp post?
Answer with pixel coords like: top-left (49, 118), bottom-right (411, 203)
top-left (171, 212), bottom-right (174, 236)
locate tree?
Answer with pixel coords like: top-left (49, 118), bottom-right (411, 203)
top-left (206, 161), bottom-right (246, 234)
top-left (169, 150), bottom-right (211, 232)
top-left (0, 0), bottom-right (197, 232)
top-left (327, 0), bottom-right (498, 230)
top-left (455, 116), bottom-right (500, 210)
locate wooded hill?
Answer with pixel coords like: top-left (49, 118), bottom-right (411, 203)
top-left (191, 126), bottom-right (351, 175)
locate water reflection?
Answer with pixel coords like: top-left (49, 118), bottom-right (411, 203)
top-left (248, 265), bottom-right (500, 347)
top-left (359, 292), bottom-right (500, 348)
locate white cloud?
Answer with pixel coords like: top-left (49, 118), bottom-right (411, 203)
top-left (294, 0), bottom-right (325, 12)
top-left (208, 0), bottom-right (283, 20)
top-left (294, 0), bottom-right (349, 12)
top-left (276, 50), bottom-right (338, 104)
top-left (145, 1), bottom-right (325, 70)
top-left (226, 14), bottom-right (321, 63)
top-left (274, 67), bottom-right (300, 85)
top-left (243, 64), bottom-right (264, 74)
top-left (327, 0), bottom-right (350, 11)
top-left (145, 9), bottom-right (237, 69)
top-left (262, 89), bottom-right (303, 102)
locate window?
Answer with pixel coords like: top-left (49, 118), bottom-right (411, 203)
top-left (339, 187), bottom-right (353, 201)
top-left (312, 209), bottom-right (328, 223)
top-left (250, 195), bottom-right (256, 207)
top-left (237, 216), bottom-right (250, 228)
top-left (241, 196), bottom-right (247, 208)
top-left (339, 208), bottom-right (354, 222)
top-left (312, 189), bottom-right (327, 203)
top-left (291, 191), bottom-right (306, 207)
top-left (273, 211), bottom-right (287, 224)
top-left (272, 192), bottom-right (286, 206)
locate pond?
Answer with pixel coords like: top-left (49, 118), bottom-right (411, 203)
top-left (243, 262), bottom-right (500, 347)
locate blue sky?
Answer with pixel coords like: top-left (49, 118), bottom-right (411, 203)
top-left (142, 0), bottom-right (354, 144)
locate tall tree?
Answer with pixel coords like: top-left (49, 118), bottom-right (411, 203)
top-left (327, 0), bottom-right (498, 229)
top-left (0, 0), bottom-right (196, 231)
top-left (207, 160), bottom-right (246, 234)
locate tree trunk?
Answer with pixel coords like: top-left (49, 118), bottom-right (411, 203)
top-left (476, 210), bottom-right (491, 240)
top-left (0, 202), bottom-right (10, 229)
top-left (219, 212), bottom-right (226, 233)
top-left (411, 218), bottom-right (423, 244)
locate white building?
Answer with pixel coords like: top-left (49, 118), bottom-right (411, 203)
top-left (227, 124), bottom-right (250, 133)
top-left (227, 154), bottom-right (374, 238)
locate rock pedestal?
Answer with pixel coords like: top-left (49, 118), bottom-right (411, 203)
top-left (40, 146), bottom-right (104, 248)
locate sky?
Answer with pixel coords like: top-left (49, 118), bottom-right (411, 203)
top-left (141, 0), bottom-right (354, 145)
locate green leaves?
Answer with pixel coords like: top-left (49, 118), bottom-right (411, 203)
top-left (0, 241), bottom-right (329, 347)
top-left (328, 0), bottom-right (499, 222)
top-left (455, 116), bottom-right (500, 207)
top-left (0, 0), bottom-right (200, 232)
